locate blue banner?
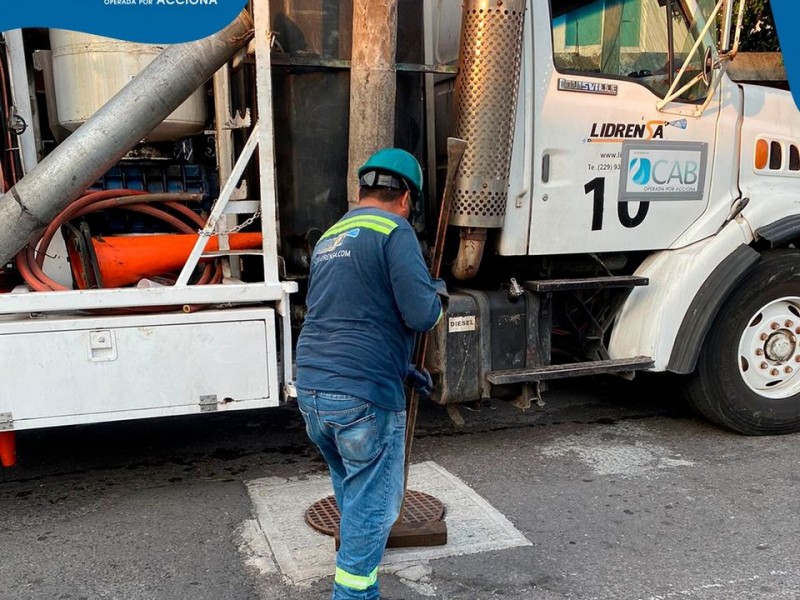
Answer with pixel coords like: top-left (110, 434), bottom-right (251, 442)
top-left (772, 0), bottom-right (800, 111)
top-left (0, 0), bottom-right (248, 44)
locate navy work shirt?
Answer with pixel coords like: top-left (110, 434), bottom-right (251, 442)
top-left (296, 206), bottom-right (442, 411)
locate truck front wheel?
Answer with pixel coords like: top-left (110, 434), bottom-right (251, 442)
top-left (686, 250), bottom-right (800, 435)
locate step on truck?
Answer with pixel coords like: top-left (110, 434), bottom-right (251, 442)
top-left (0, 0), bottom-right (798, 466)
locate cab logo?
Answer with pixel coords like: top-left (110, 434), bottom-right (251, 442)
top-left (629, 156), bottom-right (700, 190)
top-left (620, 141), bottom-right (707, 201)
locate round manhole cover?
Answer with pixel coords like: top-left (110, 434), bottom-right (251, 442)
top-left (305, 489), bottom-right (445, 536)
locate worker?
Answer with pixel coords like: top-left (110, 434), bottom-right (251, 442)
top-left (296, 148), bottom-right (446, 600)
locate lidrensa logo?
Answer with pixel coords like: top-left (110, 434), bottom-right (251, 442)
top-left (587, 119), bottom-right (688, 143)
top-left (619, 141), bottom-right (708, 202)
top-left (0, 0), bottom-right (248, 43)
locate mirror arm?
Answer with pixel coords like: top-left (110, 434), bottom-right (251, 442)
top-left (721, 0), bottom-right (735, 52)
top-left (666, 0), bottom-right (675, 87)
top-left (722, 0), bottom-right (747, 60)
top-left (657, 0), bottom-right (724, 110)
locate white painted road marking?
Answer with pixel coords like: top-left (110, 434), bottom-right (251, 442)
top-left (633, 570), bottom-right (791, 600)
top-left (540, 422), bottom-right (695, 477)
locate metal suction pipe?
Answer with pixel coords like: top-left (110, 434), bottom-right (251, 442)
top-left (0, 11), bottom-right (254, 265)
top-left (452, 227), bottom-right (487, 281)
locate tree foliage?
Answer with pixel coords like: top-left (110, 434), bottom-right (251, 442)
top-left (737, 0), bottom-right (780, 52)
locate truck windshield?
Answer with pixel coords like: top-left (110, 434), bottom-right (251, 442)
top-left (550, 0), bottom-right (717, 102)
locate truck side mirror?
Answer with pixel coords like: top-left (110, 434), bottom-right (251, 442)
top-left (702, 45), bottom-right (715, 87)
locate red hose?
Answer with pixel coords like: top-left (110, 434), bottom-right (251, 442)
top-left (16, 190), bottom-right (223, 292)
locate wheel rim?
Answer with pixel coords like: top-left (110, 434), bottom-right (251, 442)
top-left (738, 296), bottom-right (800, 398)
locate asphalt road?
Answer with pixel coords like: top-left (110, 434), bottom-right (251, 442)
top-left (1, 375), bottom-right (798, 600)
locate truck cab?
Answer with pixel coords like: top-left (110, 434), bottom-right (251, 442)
top-left (427, 0), bottom-right (800, 435)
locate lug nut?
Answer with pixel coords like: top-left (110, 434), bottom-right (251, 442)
top-left (756, 348), bottom-right (765, 356)
top-left (787, 320), bottom-right (795, 328)
top-left (771, 322), bottom-right (780, 330)
top-left (786, 367), bottom-right (794, 374)
top-left (761, 333), bottom-right (769, 340)
top-left (761, 362), bottom-right (769, 370)
top-left (771, 368), bottom-right (780, 376)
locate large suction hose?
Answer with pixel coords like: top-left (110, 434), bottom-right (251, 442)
top-left (0, 11), bottom-right (254, 265)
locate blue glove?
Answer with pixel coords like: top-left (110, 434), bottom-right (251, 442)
top-left (406, 364), bottom-right (433, 399)
top-left (432, 277), bottom-right (449, 299)
top-left (432, 277), bottom-right (449, 311)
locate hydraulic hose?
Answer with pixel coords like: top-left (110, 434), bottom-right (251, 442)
top-left (15, 190), bottom-right (223, 292)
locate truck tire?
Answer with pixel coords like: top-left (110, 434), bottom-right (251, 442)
top-left (686, 250), bottom-right (800, 435)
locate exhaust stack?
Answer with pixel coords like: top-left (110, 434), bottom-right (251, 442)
top-left (0, 12), bottom-right (254, 265)
top-left (451, 0), bottom-right (525, 280)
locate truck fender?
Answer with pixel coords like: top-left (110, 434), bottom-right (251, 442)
top-left (666, 244), bottom-right (760, 373)
top-left (754, 214), bottom-right (800, 248)
top-left (608, 218), bottom-right (755, 372)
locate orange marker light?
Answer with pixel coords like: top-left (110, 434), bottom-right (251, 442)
top-left (755, 139), bottom-right (769, 170)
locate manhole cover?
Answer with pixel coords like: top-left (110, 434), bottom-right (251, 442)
top-left (305, 489), bottom-right (445, 536)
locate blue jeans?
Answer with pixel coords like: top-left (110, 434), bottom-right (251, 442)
top-left (297, 388), bottom-right (406, 600)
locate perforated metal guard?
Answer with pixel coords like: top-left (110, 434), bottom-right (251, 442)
top-left (305, 490), bottom-right (446, 537)
top-left (451, 0), bottom-right (526, 229)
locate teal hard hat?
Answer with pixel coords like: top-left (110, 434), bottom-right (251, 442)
top-left (357, 148), bottom-right (423, 204)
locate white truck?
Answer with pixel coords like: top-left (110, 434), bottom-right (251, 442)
top-left (0, 0), bottom-right (797, 467)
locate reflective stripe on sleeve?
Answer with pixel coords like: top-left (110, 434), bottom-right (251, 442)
top-left (334, 566), bottom-right (379, 590)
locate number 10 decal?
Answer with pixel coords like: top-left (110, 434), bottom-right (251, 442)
top-left (584, 177), bottom-right (649, 231)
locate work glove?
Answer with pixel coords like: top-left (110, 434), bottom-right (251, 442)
top-left (406, 364), bottom-right (434, 399)
top-left (432, 277), bottom-right (449, 311)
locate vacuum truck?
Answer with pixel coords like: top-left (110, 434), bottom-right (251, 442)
top-left (0, 0), bottom-right (797, 467)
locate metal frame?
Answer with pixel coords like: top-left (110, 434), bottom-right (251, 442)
top-left (4, 29), bottom-right (38, 174)
top-left (0, 2), bottom-right (298, 397)
top-left (0, 2), bottom-right (292, 308)
top-left (213, 61), bottom-right (245, 278)
top-left (175, 122), bottom-right (261, 285)
top-left (254, 0), bottom-right (281, 286)
top-left (0, 281), bottom-right (295, 314)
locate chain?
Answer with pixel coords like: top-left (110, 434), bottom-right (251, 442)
top-left (198, 206), bottom-right (262, 237)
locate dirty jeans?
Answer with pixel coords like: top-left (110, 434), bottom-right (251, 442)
top-left (297, 388), bottom-right (406, 600)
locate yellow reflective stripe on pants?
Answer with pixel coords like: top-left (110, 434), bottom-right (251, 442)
top-left (335, 566), bottom-right (379, 590)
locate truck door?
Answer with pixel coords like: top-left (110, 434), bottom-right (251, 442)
top-left (530, 0), bottom-right (720, 255)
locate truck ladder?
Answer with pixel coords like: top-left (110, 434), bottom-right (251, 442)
top-left (523, 275), bottom-right (649, 293)
top-left (486, 275), bottom-right (652, 386)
